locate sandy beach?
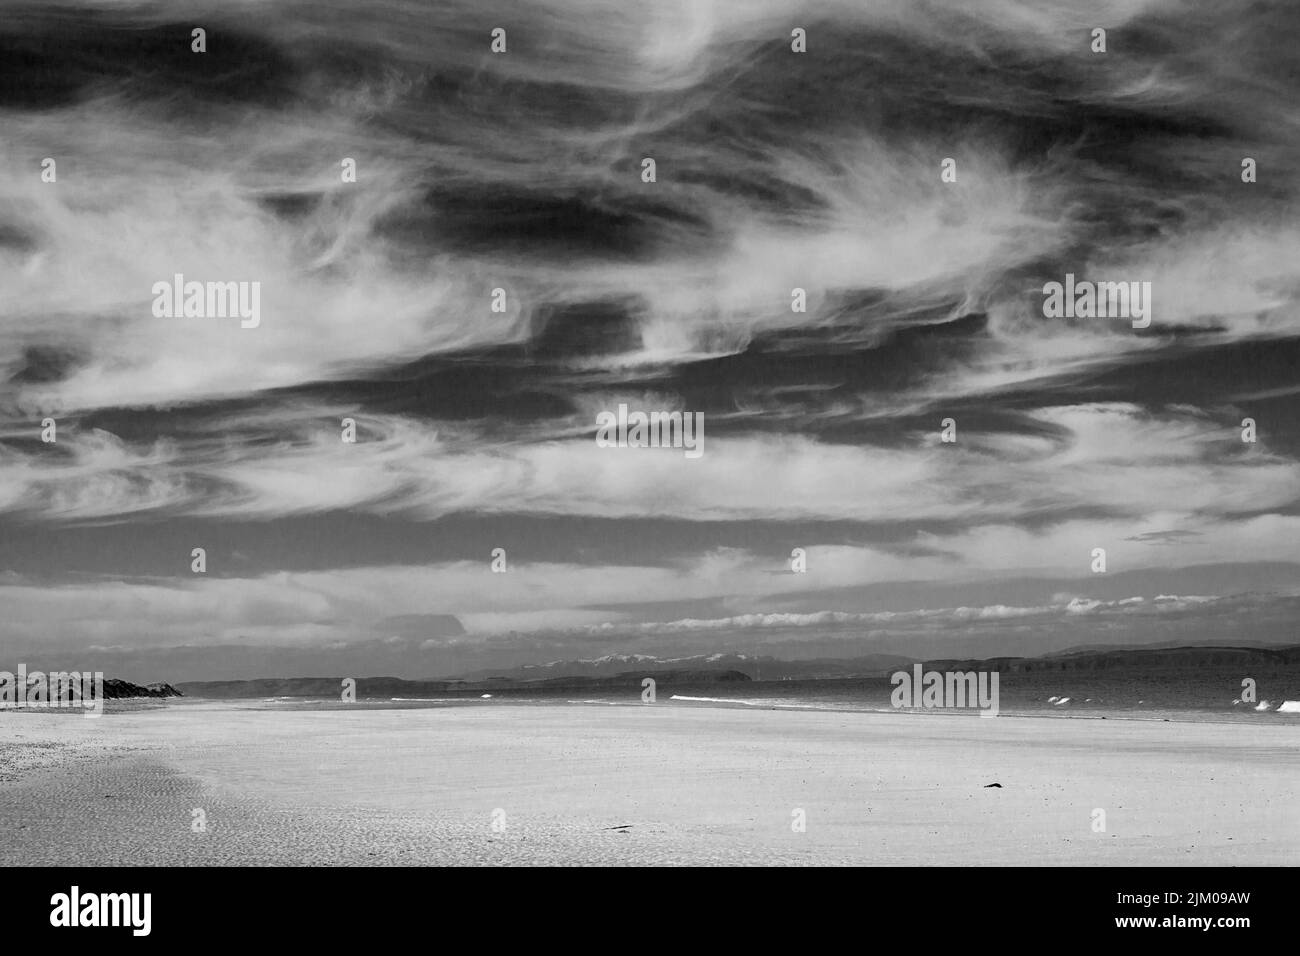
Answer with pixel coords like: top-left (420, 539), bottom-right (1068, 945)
top-left (1, 701), bottom-right (1296, 866)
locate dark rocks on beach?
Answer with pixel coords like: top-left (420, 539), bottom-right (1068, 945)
top-left (103, 680), bottom-right (183, 700)
top-left (2, 678), bottom-right (183, 704)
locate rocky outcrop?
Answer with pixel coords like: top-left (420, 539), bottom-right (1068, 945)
top-left (102, 679), bottom-right (183, 700)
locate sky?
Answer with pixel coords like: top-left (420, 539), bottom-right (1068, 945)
top-left (1, 0), bottom-right (1298, 680)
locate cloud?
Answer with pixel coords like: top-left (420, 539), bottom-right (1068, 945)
top-left (2, 0), bottom-right (1300, 679)
top-left (2, 404), bottom-right (1296, 533)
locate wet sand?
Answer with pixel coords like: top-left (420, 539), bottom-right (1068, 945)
top-left (1, 700), bottom-right (1296, 865)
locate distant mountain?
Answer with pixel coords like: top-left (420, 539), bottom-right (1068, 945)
top-left (917, 644), bottom-right (1300, 673)
top-left (175, 644), bottom-right (1300, 699)
top-left (177, 669), bottom-right (751, 700)
top-left (456, 652), bottom-right (915, 682)
top-left (1012, 644), bottom-right (1300, 671)
top-left (1041, 638), bottom-right (1290, 657)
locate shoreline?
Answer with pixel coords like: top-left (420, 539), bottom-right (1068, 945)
top-left (141, 693), bottom-right (1300, 728)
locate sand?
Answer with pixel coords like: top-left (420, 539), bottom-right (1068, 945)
top-left (1, 700), bottom-right (1296, 865)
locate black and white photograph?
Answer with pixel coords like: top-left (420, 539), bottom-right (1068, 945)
top-left (0, 0), bottom-right (1295, 927)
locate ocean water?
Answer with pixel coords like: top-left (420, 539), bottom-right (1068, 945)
top-left (223, 665), bottom-right (1300, 724)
